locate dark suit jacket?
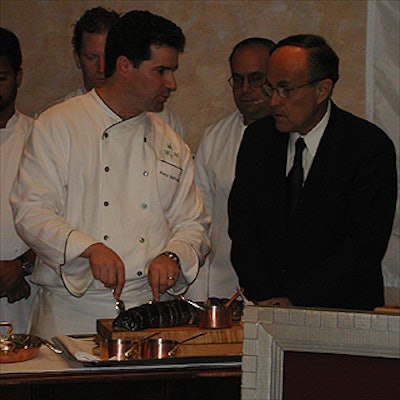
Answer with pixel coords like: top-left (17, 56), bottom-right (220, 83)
top-left (228, 103), bottom-right (397, 310)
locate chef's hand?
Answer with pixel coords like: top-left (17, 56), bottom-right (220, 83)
top-left (6, 280), bottom-right (31, 303)
top-left (0, 260), bottom-right (25, 294)
top-left (148, 254), bottom-right (180, 302)
top-left (257, 297), bottom-right (292, 306)
top-left (80, 243), bottom-right (125, 299)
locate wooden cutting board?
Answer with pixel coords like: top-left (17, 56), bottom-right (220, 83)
top-left (97, 319), bottom-right (243, 344)
top-left (374, 306), bottom-right (400, 314)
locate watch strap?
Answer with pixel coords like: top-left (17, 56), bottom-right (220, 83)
top-left (17, 254), bottom-right (34, 276)
top-left (160, 251), bottom-right (181, 269)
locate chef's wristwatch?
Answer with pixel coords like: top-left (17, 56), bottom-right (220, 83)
top-left (17, 255), bottom-right (34, 276)
top-left (161, 251), bottom-right (181, 269)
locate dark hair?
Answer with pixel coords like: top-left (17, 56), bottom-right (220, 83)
top-left (71, 7), bottom-right (120, 55)
top-left (0, 27), bottom-right (22, 74)
top-left (272, 34), bottom-right (339, 86)
top-left (229, 37), bottom-right (275, 67)
top-left (105, 10), bottom-right (185, 78)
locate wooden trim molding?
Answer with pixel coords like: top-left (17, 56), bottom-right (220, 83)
top-left (241, 306), bottom-right (400, 400)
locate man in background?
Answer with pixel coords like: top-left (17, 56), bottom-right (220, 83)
top-left (39, 6), bottom-right (184, 136)
top-left (11, 10), bottom-right (209, 339)
top-left (229, 34), bottom-right (397, 310)
top-left (0, 27), bottom-right (37, 332)
top-left (186, 38), bottom-right (275, 300)
top-left (70, 6), bottom-right (120, 99)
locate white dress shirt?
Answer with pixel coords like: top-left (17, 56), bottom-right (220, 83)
top-left (286, 101), bottom-right (331, 179)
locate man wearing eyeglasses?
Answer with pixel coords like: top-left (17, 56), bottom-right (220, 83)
top-left (229, 34), bottom-right (397, 310)
top-left (185, 38), bottom-right (275, 301)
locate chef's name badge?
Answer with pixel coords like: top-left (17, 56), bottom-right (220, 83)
top-left (159, 160), bottom-right (182, 183)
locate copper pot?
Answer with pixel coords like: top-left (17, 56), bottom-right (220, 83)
top-left (134, 332), bottom-right (207, 360)
top-left (100, 338), bottom-right (137, 361)
top-left (198, 305), bottom-right (233, 329)
top-left (100, 331), bottom-right (162, 360)
top-left (0, 335), bottom-right (42, 363)
top-left (137, 338), bottom-right (178, 359)
top-left (0, 321), bottom-right (63, 363)
top-left (0, 322), bottom-right (54, 363)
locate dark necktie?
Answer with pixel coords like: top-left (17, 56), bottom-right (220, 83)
top-left (286, 137), bottom-right (306, 213)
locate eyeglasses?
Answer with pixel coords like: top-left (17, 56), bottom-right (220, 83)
top-left (228, 73), bottom-right (266, 89)
top-left (262, 79), bottom-right (322, 99)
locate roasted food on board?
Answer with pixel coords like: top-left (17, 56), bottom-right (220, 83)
top-left (113, 300), bottom-right (198, 331)
top-left (113, 298), bottom-right (245, 331)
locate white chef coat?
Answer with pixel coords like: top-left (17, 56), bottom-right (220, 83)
top-left (0, 110), bottom-right (38, 333)
top-left (11, 90), bottom-right (210, 338)
top-left (36, 87), bottom-right (185, 139)
top-left (186, 110), bottom-right (243, 301)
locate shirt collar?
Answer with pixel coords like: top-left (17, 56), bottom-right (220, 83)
top-left (0, 110), bottom-right (18, 134)
top-left (290, 100), bottom-right (331, 157)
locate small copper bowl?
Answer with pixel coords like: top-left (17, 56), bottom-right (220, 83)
top-left (198, 305), bottom-right (233, 329)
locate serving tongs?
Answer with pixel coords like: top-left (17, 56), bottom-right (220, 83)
top-left (178, 294), bottom-right (207, 311)
top-left (111, 289), bottom-right (126, 314)
top-left (15, 333), bottom-right (63, 354)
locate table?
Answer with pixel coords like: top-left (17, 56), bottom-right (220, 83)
top-left (0, 345), bottom-right (241, 400)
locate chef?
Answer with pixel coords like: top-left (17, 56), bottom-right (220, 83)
top-left (0, 27), bottom-right (38, 333)
top-left (11, 10), bottom-right (210, 339)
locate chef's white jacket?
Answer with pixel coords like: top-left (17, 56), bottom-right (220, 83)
top-left (11, 90), bottom-right (210, 338)
top-left (36, 87), bottom-right (185, 139)
top-left (0, 110), bottom-right (38, 333)
top-left (186, 110), bottom-right (243, 300)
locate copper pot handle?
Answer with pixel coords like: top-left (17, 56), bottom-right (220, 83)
top-left (0, 322), bottom-right (13, 343)
top-left (224, 288), bottom-right (244, 308)
top-left (167, 332), bottom-right (207, 357)
top-left (124, 331), bottom-right (161, 359)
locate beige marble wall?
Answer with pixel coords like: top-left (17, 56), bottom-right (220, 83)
top-left (1, 0), bottom-right (367, 151)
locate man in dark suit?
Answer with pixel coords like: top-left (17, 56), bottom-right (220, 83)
top-left (228, 34), bottom-right (397, 311)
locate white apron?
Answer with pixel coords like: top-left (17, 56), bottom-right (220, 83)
top-left (28, 279), bottom-right (154, 340)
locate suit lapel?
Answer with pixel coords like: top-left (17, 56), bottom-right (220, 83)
top-left (267, 130), bottom-right (289, 209)
top-left (250, 125), bottom-right (288, 237)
